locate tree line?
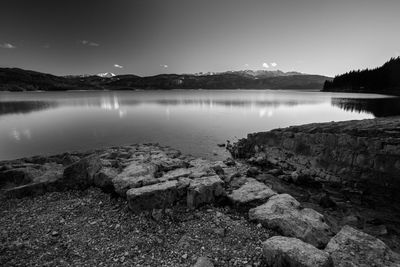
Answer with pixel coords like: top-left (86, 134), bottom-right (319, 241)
top-left (323, 57), bottom-right (400, 94)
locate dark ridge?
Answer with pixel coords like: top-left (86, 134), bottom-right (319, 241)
top-left (323, 57), bottom-right (400, 95)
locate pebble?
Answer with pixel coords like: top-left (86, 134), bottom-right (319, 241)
top-left (51, 231), bottom-right (59, 236)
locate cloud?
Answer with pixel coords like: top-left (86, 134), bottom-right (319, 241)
top-left (271, 62), bottom-right (278, 67)
top-left (262, 62), bottom-right (269, 68)
top-left (0, 43), bottom-right (16, 49)
top-left (244, 63), bottom-right (249, 68)
top-left (80, 40), bottom-right (100, 47)
top-left (160, 64), bottom-right (168, 68)
top-left (114, 64), bottom-right (123, 69)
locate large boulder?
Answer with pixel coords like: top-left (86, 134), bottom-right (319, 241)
top-left (32, 163), bottom-right (64, 183)
top-left (59, 155), bottom-right (102, 190)
top-left (112, 161), bottom-right (158, 197)
top-left (126, 179), bottom-right (188, 212)
top-left (228, 178), bottom-right (276, 206)
top-left (249, 194), bottom-right (332, 248)
top-left (94, 167), bottom-right (118, 192)
top-left (187, 175), bottom-right (225, 209)
top-left (325, 225), bottom-right (400, 266)
top-left (263, 236), bottom-right (333, 267)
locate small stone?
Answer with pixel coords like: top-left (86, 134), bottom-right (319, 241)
top-left (193, 256), bottom-right (214, 267)
top-left (319, 194), bottom-right (336, 209)
top-left (246, 167), bottom-right (260, 177)
top-left (223, 158), bottom-right (236, 166)
top-left (51, 231), bottom-right (59, 236)
top-left (212, 165), bottom-right (224, 175)
top-left (182, 253), bottom-right (188, 259)
top-left (213, 228), bottom-right (226, 237)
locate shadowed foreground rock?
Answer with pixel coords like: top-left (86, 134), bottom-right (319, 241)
top-left (1, 142), bottom-right (400, 266)
top-left (263, 236), bottom-right (333, 267)
top-left (325, 225), bottom-right (400, 267)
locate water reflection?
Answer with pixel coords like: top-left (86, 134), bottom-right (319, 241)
top-left (332, 97), bottom-right (400, 117)
top-left (0, 91), bottom-right (326, 117)
top-left (0, 101), bottom-right (57, 115)
top-left (0, 90), bottom-right (389, 161)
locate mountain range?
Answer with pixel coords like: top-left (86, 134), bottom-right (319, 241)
top-left (0, 68), bottom-right (331, 91)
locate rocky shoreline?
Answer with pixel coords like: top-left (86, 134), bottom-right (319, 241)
top-left (1, 118), bottom-right (400, 266)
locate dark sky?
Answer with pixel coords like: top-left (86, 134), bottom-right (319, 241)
top-left (0, 0), bottom-right (399, 76)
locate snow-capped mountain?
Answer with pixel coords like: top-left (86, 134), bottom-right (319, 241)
top-left (97, 72), bottom-right (116, 78)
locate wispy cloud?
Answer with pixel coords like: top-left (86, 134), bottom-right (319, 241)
top-left (271, 62), bottom-right (278, 67)
top-left (80, 40), bottom-right (100, 47)
top-left (114, 64), bottom-right (123, 69)
top-left (262, 62), bottom-right (269, 68)
top-left (0, 43), bottom-right (16, 49)
top-left (160, 64), bottom-right (168, 68)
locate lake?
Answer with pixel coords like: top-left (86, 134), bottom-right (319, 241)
top-left (1, 90), bottom-right (399, 161)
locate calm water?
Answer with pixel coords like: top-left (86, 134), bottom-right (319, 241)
top-left (1, 90), bottom-right (399, 161)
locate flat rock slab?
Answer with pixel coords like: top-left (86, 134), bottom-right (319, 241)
top-left (228, 178), bottom-right (276, 206)
top-left (249, 193), bottom-right (332, 248)
top-left (112, 161), bottom-right (158, 197)
top-left (158, 168), bottom-right (192, 182)
top-left (187, 175), bottom-right (224, 209)
top-left (263, 236), bottom-right (333, 267)
top-left (127, 179), bottom-right (188, 212)
top-left (325, 225), bottom-right (400, 267)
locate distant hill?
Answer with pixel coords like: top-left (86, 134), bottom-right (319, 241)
top-left (0, 67), bottom-right (331, 91)
top-left (323, 57), bottom-right (400, 95)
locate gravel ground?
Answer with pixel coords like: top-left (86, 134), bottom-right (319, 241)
top-left (0, 188), bottom-right (274, 267)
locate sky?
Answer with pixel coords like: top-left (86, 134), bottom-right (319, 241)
top-left (0, 0), bottom-right (399, 77)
